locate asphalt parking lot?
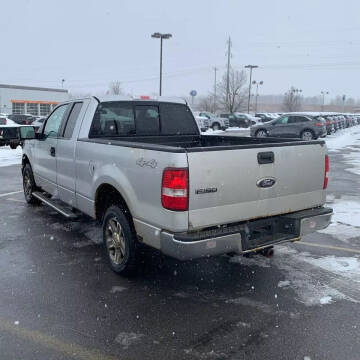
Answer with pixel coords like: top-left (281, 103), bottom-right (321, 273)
top-left (0, 132), bottom-right (359, 360)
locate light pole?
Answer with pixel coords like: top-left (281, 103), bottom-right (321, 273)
top-left (252, 80), bottom-right (263, 113)
top-left (61, 79), bottom-right (65, 88)
top-left (245, 65), bottom-right (258, 113)
top-left (151, 32), bottom-right (172, 96)
top-left (321, 91), bottom-right (329, 112)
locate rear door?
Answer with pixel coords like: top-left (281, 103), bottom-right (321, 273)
top-left (187, 143), bottom-right (327, 230)
top-left (269, 116), bottom-right (289, 136)
top-left (33, 104), bottom-right (69, 195)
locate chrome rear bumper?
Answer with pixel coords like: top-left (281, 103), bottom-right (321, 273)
top-left (159, 207), bottom-right (333, 261)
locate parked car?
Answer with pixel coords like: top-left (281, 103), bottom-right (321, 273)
top-left (31, 117), bottom-right (47, 132)
top-left (194, 116), bottom-right (210, 132)
top-left (0, 119), bottom-right (21, 148)
top-left (7, 114), bottom-right (36, 125)
top-left (250, 113), bottom-right (327, 140)
top-left (219, 113), bottom-right (260, 128)
top-left (194, 111), bottom-right (229, 130)
top-left (3, 96), bottom-right (332, 275)
top-left (255, 113), bottom-right (274, 122)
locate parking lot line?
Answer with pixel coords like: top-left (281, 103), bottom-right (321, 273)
top-left (0, 319), bottom-right (121, 360)
top-left (296, 241), bottom-right (360, 254)
top-left (0, 190), bottom-right (23, 198)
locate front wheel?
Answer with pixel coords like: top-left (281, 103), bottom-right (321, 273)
top-left (103, 205), bottom-right (138, 276)
top-left (22, 164), bottom-right (41, 205)
top-left (255, 129), bottom-right (268, 138)
top-left (301, 130), bottom-right (314, 141)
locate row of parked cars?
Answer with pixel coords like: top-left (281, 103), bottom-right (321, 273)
top-left (193, 111), bottom-right (281, 131)
top-left (250, 112), bottom-right (360, 140)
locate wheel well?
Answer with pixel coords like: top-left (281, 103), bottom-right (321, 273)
top-left (22, 155), bottom-right (30, 172)
top-left (212, 122), bottom-right (220, 127)
top-left (301, 128), bottom-right (314, 135)
top-left (256, 128), bottom-right (267, 134)
top-left (94, 184), bottom-right (132, 223)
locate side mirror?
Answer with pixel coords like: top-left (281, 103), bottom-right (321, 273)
top-left (19, 126), bottom-right (36, 140)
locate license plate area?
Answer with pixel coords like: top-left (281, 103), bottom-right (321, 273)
top-left (241, 216), bottom-right (298, 251)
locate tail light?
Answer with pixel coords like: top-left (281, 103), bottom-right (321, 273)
top-left (162, 168), bottom-right (188, 211)
top-left (323, 155), bottom-right (329, 189)
top-left (326, 121), bottom-right (331, 125)
top-left (315, 122), bottom-right (323, 127)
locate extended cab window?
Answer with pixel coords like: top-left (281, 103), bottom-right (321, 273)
top-left (160, 103), bottom-right (198, 135)
top-left (90, 102), bottom-right (135, 137)
top-left (135, 105), bottom-right (160, 135)
top-left (43, 105), bottom-right (68, 137)
top-left (62, 102), bottom-right (83, 139)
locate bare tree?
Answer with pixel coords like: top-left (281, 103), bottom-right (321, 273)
top-left (216, 68), bottom-right (247, 113)
top-left (197, 95), bottom-right (213, 112)
top-left (108, 80), bottom-right (122, 95)
top-left (282, 87), bottom-right (302, 112)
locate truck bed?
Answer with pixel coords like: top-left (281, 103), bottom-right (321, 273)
top-left (82, 134), bottom-right (325, 152)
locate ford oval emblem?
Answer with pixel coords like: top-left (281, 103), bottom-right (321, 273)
top-left (257, 177), bottom-right (276, 188)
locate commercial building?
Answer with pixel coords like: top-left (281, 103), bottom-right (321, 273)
top-left (0, 84), bottom-right (69, 116)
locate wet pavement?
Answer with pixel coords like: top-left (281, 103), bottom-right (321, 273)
top-left (0, 141), bottom-right (359, 360)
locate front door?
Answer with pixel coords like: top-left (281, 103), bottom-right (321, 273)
top-left (33, 104), bottom-right (69, 195)
top-left (269, 116), bottom-right (289, 136)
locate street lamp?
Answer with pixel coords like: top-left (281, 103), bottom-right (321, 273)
top-left (61, 79), bottom-right (65, 88)
top-left (252, 80), bottom-right (263, 113)
top-left (245, 65), bottom-right (258, 113)
top-left (321, 91), bottom-right (329, 112)
top-left (151, 32), bottom-right (172, 96)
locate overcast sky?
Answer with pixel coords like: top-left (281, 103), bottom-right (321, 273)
top-left (1, 0), bottom-right (360, 100)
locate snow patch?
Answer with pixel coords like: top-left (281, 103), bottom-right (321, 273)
top-left (110, 286), bottom-right (127, 293)
top-left (278, 280), bottom-right (291, 288)
top-left (0, 145), bottom-right (22, 167)
top-left (320, 296), bottom-right (333, 305)
top-left (325, 128), bottom-right (360, 152)
top-left (114, 332), bottom-right (144, 349)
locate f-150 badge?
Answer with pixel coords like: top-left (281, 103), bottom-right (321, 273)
top-left (136, 158), bottom-right (157, 168)
top-left (195, 188), bottom-right (218, 194)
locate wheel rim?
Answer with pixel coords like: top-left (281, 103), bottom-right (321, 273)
top-left (213, 124), bottom-right (220, 130)
top-left (105, 217), bottom-right (126, 265)
top-left (23, 172), bottom-right (32, 198)
top-left (302, 131), bottom-right (313, 141)
top-left (257, 130), bottom-right (267, 137)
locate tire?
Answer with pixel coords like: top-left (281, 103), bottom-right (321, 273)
top-left (301, 130), bottom-right (314, 141)
top-left (255, 129), bottom-right (268, 138)
top-left (212, 122), bottom-right (221, 131)
top-left (103, 205), bottom-right (138, 276)
top-left (22, 164), bottom-right (41, 205)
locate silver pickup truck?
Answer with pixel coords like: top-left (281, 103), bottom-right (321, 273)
top-left (9, 96), bottom-right (332, 275)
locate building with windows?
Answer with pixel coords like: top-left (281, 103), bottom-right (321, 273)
top-left (0, 84), bottom-right (68, 116)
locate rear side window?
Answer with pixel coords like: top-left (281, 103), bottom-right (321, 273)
top-left (160, 103), bottom-right (198, 135)
top-left (63, 102), bottom-right (83, 139)
top-left (90, 102), bottom-right (135, 137)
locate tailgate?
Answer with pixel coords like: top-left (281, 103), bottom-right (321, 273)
top-left (187, 143), bottom-right (327, 230)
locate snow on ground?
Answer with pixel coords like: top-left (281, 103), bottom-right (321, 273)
top-left (320, 196), bottom-right (360, 242)
top-left (231, 246), bottom-right (360, 306)
top-left (0, 145), bottom-right (22, 167)
top-left (325, 127), bottom-right (360, 152)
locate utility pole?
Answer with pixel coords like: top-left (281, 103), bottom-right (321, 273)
top-left (342, 94), bottom-right (346, 112)
top-left (245, 65), bottom-right (258, 114)
top-left (151, 32), bottom-right (172, 96)
top-left (226, 37), bottom-right (232, 112)
top-left (321, 91), bottom-right (329, 112)
top-left (213, 66), bottom-right (218, 113)
top-left (61, 79), bottom-right (65, 88)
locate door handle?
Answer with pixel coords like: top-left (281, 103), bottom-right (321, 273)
top-left (257, 151), bottom-right (274, 164)
top-left (50, 146), bottom-right (56, 157)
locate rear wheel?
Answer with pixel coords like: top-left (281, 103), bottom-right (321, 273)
top-left (301, 130), bottom-right (314, 141)
top-left (103, 205), bottom-right (138, 276)
top-left (22, 164), bottom-right (41, 205)
top-left (255, 129), bottom-right (268, 138)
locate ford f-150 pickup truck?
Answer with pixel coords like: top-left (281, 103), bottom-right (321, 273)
top-left (8, 96), bottom-right (332, 275)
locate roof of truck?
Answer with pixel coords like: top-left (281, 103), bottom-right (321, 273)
top-left (94, 95), bottom-right (187, 104)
